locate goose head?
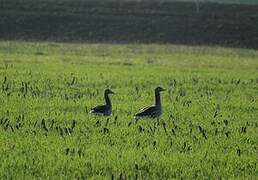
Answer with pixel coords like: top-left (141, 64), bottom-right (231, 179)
top-left (105, 88), bottom-right (115, 95)
top-left (155, 86), bottom-right (166, 93)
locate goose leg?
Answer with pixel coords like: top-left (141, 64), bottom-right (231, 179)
top-left (157, 118), bottom-right (160, 125)
top-left (128, 118), bottom-right (138, 127)
top-left (135, 117), bottom-right (140, 124)
top-left (153, 121), bottom-right (157, 132)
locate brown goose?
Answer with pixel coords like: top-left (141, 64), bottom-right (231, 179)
top-left (90, 89), bottom-right (114, 116)
top-left (135, 87), bottom-right (165, 119)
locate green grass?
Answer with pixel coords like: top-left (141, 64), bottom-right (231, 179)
top-left (0, 41), bottom-right (257, 179)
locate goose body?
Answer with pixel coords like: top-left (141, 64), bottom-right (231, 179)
top-left (90, 89), bottom-right (114, 116)
top-left (135, 105), bottom-right (162, 118)
top-left (135, 87), bottom-right (165, 119)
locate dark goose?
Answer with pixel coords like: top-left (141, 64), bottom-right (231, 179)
top-left (135, 87), bottom-right (165, 119)
top-left (90, 89), bottom-right (114, 116)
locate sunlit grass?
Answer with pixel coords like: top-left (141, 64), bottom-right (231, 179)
top-left (0, 41), bottom-right (257, 179)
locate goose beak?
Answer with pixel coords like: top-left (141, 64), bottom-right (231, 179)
top-left (110, 90), bottom-right (115, 94)
top-left (161, 88), bottom-right (166, 91)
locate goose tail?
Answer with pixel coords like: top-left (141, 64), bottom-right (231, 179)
top-left (89, 109), bottom-right (95, 114)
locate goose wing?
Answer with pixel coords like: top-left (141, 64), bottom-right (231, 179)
top-left (135, 105), bottom-right (159, 118)
top-left (90, 105), bottom-right (107, 114)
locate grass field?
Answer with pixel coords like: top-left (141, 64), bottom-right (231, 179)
top-left (0, 41), bottom-right (257, 179)
top-left (1, 0), bottom-right (258, 49)
top-left (177, 0), bottom-right (258, 4)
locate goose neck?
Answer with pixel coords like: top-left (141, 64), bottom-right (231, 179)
top-left (155, 91), bottom-right (161, 107)
top-left (104, 93), bottom-right (111, 107)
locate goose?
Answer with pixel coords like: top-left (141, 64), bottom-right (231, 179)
top-left (90, 88), bottom-right (114, 116)
top-left (135, 86), bottom-right (165, 119)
